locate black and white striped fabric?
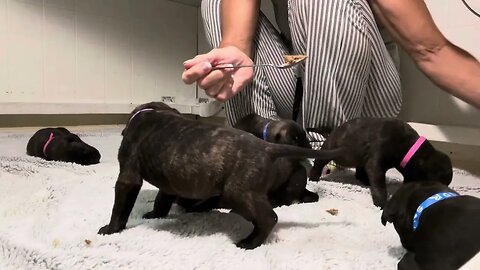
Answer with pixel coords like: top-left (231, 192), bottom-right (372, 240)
top-left (200, 0), bottom-right (402, 145)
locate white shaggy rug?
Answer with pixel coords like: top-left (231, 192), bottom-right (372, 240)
top-left (0, 126), bottom-right (479, 270)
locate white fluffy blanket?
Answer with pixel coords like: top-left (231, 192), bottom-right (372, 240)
top-left (0, 127), bottom-right (478, 270)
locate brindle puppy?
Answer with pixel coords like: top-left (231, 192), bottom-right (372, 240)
top-left (176, 113), bottom-right (319, 212)
top-left (98, 102), bottom-right (344, 249)
top-left (27, 127), bottom-right (101, 165)
top-left (309, 117), bottom-right (452, 208)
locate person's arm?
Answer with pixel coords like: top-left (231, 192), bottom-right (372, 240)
top-left (369, 0), bottom-right (480, 108)
top-left (220, 0), bottom-right (260, 56)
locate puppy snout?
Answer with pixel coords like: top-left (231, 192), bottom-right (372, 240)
top-left (440, 169), bottom-right (453, 186)
top-left (84, 148), bottom-right (101, 164)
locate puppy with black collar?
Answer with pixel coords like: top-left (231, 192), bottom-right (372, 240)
top-left (308, 117), bottom-right (453, 208)
top-left (381, 181), bottom-right (480, 270)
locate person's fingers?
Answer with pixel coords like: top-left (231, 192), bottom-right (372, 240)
top-left (214, 76), bottom-right (235, 101)
top-left (184, 47), bottom-right (237, 69)
top-left (204, 77), bottom-right (230, 98)
top-left (206, 73), bottom-right (235, 98)
top-left (181, 61), bottom-right (212, 85)
top-left (196, 65), bottom-right (234, 90)
top-left (198, 70), bottom-right (228, 94)
top-left (212, 68), bottom-right (253, 101)
top-left (183, 53), bottom-right (214, 69)
top-left (231, 69), bottom-right (254, 95)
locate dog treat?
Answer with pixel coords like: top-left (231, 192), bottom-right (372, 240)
top-left (284, 54), bottom-right (307, 64)
top-left (52, 239), bottom-right (60, 248)
top-left (326, 208), bottom-right (338, 216)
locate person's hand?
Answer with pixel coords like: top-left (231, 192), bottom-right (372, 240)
top-left (182, 46), bottom-right (254, 101)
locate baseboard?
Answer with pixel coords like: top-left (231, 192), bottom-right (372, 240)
top-left (408, 122), bottom-right (480, 147)
top-left (408, 122), bottom-right (480, 175)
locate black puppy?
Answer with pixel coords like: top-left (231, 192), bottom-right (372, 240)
top-left (27, 127), bottom-right (101, 165)
top-left (98, 102), bottom-right (344, 249)
top-left (381, 181), bottom-right (480, 270)
top-left (309, 117), bottom-right (452, 208)
top-left (233, 113), bottom-right (319, 206)
top-left (234, 114), bottom-right (311, 147)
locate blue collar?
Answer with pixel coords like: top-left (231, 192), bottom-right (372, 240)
top-left (262, 122), bottom-right (271, 141)
top-left (413, 191), bottom-right (459, 231)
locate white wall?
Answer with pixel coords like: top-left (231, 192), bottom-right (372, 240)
top-left (0, 0), bottom-right (199, 114)
top-left (399, 0), bottom-right (480, 128)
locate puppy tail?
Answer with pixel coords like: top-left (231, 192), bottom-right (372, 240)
top-left (266, 144), bottom-right (345, 160)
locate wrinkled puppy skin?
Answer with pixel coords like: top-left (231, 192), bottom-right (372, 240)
top-left (309, 117), bottom-right (452, 208)
top-left (382, 181), bottom-right (480, 270)
top-left (27, 127), bottom-right (101, 165)
top-left (98, 102), bottom-right (344, 250)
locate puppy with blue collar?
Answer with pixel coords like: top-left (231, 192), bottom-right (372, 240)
top-left (381, 181), bottom-right (480, 270)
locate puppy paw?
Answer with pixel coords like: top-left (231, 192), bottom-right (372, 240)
top-left (142, 211), bottom-right (165, 219)
top-left (309, 168), bottom-right (321, 181)
top-left (372, 195), bottom-right (387, 209)
top-left (98, 224), bottom-right (123, 235)
top-left (355, 168), bottom-right (370, 186)
top-left (235, 238), bottom-right (260, 250)
top-left (357, 178), bottom-right (370, 186)
top-left (355, 174), bottom-right (370, 186)
top-left (301, 191), bottom-right (319, 203)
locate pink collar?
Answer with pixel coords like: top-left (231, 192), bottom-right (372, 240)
top-left (43, 132), bottom-right (54, 158)
top-left (400, 136), bottom-right (427, 168)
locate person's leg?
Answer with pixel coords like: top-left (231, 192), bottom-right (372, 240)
top-left (201, 0), bottom-right (297, 126)
top-left (287, 0), bottom-right (401, 131)
top-left (360, 0), bottom-right (402, 117)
